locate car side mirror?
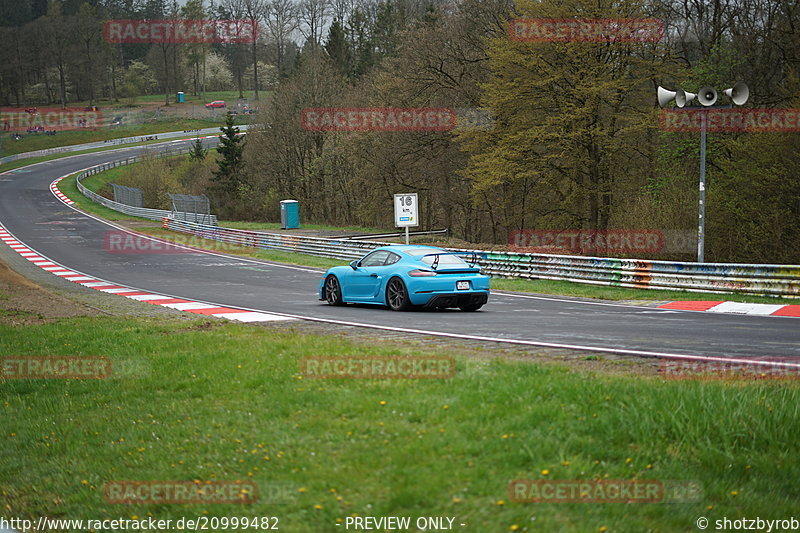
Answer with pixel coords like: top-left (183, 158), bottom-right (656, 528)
top-left (349, 260), bottom-right (359, 270)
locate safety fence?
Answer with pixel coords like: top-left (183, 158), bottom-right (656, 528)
top-left (162, 218), bottom-right (800, 297)
top-left (76, 147), bottom-right (218, 225)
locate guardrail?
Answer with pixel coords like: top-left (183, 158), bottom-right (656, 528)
top-left (76, 146), bottom-right (218, 225)
top-left (162, 218), bottom-right (800, 297)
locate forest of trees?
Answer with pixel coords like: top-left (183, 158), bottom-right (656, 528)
top-left (1, 0), bottom-right (799, 263)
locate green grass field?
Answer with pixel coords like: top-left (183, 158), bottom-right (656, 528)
top-left (127, 90), bottom-right (265, 104)
top-left (1, 315), bottom-right (799, 532)
top-left (0, 136), bottom-right (204, 176)
top-left (0, 118), bottom-right (236, 156)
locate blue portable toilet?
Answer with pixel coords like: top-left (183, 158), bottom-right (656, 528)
top-left (280, 200), bottom-right (300, 229)
top-left (176, 91), bottom-right (185, 103)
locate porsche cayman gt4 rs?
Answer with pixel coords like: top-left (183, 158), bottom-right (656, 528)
top-left (319, 245), bottom-right (490, 311)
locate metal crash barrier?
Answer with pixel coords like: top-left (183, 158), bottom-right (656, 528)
top-left (162, 218), bottom-right (800, 297)
top-left (75, 147), bottom-right (218, 225)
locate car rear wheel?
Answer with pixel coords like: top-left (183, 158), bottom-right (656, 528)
top-left (386, 277), bottom-right (411, 311)
top-left (459, 303), bottom-right (483, 312)
top-left (324, 275), bottom-right (344, 306)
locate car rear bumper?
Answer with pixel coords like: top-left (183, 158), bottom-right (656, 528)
top-left (421, 292), bottom-right (489, 309)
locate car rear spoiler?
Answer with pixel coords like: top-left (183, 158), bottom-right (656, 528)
top-left (421, 252), bottom-right (480, 271)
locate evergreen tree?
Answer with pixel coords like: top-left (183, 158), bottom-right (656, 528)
top-left (325, 18), bottom-right (352, 75)
top-left (211, 114), bottom-right (246, 208)
top-left (189, 137), bottom-right (207, 161)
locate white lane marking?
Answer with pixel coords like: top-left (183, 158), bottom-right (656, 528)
top-left (707, 302), bottom-right (786, 315)
top-left (493, 290), bottom-right (660, 310)
top-left (213, 311), bottom-right (293, 323)
top-left (161, 302), bottom-right (220, 311)
top-left (126, 294), bottom-right (176, 301)
top-left (225, 308), bottom-right (800, 369)
top-left (99, 288), bottom-right (137, 293)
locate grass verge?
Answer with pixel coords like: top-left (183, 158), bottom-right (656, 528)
top-left (1, 316), bottom-right (798, 532)
top-left (223, 221), bottom-right (392, 235)
top-left (0, 133), bottom-right (220, 175)
top-left (0, 117), bottom-right (244, 156)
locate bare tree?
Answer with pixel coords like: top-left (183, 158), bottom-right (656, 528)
top-left (331, 0), bottom-right (355, 22)
top-left (265, 0), bottom-right (299, 74)
top-left (242, 0), bottom-right (267, 100)
top-left (75, 3), bottom-right (104, 106)
top-left (298, 0), bottom-right (331, 48)
top-left (220, 0), bottom-right (249, 97)
top-left (41, 2), bottom-right (74, 107)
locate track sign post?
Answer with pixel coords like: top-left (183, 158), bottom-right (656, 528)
top-left (394, 193), bottom-right (419, 244)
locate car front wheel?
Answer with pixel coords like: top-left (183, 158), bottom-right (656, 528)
top-left (324, 275), bottom-right (344, 306)
top-left (386, 277), bottom-right (411, 311)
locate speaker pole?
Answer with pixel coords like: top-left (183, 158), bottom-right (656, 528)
top-left (698, 111), bottom-right (707, 263)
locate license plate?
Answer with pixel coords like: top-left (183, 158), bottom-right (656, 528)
top-left (456, 281), bottom-right (470, 290)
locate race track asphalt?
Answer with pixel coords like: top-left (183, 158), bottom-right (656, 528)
top-left (1, 137), bottom-right (798, 362)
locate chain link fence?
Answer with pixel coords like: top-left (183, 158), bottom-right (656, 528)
top-left (76, 146), bottom-right (218, 225)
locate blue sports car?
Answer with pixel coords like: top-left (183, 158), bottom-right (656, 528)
top-left (318, 245), bottom-right (490, 311)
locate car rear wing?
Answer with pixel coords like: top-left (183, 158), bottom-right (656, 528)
top-left (421, 252), bottom-right (480, 271)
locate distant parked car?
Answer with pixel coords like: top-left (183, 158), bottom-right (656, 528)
top-left (205, 100), bottom-right (226, 109)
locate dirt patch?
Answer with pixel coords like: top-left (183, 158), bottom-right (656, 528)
top-left (0, 258), bottom-right (101, 325)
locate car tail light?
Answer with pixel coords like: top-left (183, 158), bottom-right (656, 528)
top-left (408, 269), bottom-right (437, 277)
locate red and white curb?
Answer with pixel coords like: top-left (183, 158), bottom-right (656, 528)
top-left (0, 223), bottom-right (293, 323)
top-left (658, 300), bottom-right (800, 317)
top-left (50, 176), bottom-right (74, 205)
